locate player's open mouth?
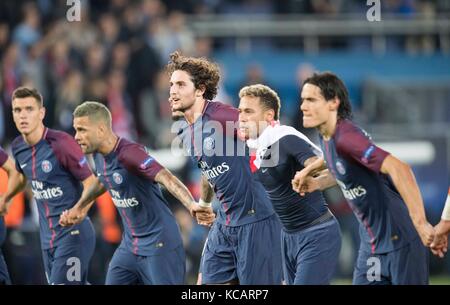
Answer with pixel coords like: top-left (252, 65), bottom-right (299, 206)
top-left (170, 99), bottom-right (180, 109)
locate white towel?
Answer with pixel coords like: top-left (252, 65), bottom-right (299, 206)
top-left (246, 121), bottom-right (322, 169)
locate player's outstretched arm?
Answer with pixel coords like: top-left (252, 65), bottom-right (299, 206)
top-left (0, 156), bottom-right (27, 216)
top-left (155, 169), bottom-right (215, 226)
top-left (310, 169), bottom-right (337, 192)
top-left (380, 154), bottom-right (435, 247)
top-left (59, 174), bottom-right (106, 226)
top-left (292, 157), bottom-right (328, 194)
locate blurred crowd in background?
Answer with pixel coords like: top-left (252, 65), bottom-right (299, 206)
top-left (0, 0), bottom-right (449, 284)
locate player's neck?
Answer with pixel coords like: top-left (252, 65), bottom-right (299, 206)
top-left (319, 115), bottom-right (338, 141)
top-left (257, 123), bottom-right (270, 138)
top-left (99, 133), bottom-right (119, 155)
top-left (23, 123), bottom-right (45, 146)
top-left (184, 98), bottom-right (207, 125)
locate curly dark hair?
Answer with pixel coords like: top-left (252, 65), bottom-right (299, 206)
top-left (166, 51), bottom-right (220, 100)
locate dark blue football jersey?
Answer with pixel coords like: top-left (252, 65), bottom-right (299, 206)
top-left (93, 138), bottom-right (183, 256)
top-left (320, 119), bottom-right (419, 254)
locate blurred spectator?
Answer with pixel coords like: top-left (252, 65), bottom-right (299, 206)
top-left (12, 2), bottom-right (42, 60)
top-left (111, 42), bottom-right (131, 71)
top-left (147, 12), bottom-right (195, 62)
top-left (139, 70), bottom-right (180, 148)
top-left (127, 29), bottom-right (161, 114)
top-left (239, 63), bottom-right (268, 87)
top-left (1, 44), bottom-right (21, 140)
top-left (120, 2), bottom-right (144, 47)
top-left (85, 77), bottom-right (107, 103)
top-left (215, 65), bottom-right (233, 105)
top-left (47, 39), bottom-right (71, 87)
top-left (0, 23), bottom-right (10, 59)
top-left (193, 36), bottom-right (214, 58)
top-left (54, 69), bottom-right (84, 133)
top-left (98, 13), bottom-right (121, 52)
top-left (62, 8), bottom-right (99, 57)
top-left (84, 43), bottom-right (107, 79)
top-left (20, 44), bottom-right (47, 99)
top-left (106, 69), bottom-right (137, 140)
top-left (142, 0), bottom-right (167, 23)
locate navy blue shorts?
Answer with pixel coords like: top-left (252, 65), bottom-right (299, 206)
top-left (42, 220), bottom-right (95, 285)
top-left (0, 252), bottom-right (10, 285)
top-left (353, 237), bottom-right (429, 285)
top-left (201, 214), bottom-right (283, 285)
top-left (0, 218), bottom-right (10, 285)
top-left (105, 245), bottom-right (186, 285)
top-left (281, 217), bottom-right (341, 285)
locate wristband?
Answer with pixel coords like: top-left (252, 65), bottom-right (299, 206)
top-left (198, 199), bottom-right (212, 208)
top-left (441, 190), bottom-right (450, 221)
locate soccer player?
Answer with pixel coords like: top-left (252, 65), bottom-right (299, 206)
top-left (167, 51), bottom-right (282, 285)
top-left (59, 101), bottom-right (213, 285)
top-left (0, 147), bottom-right (22, 284)
top-left (430, 187), bottom-right (450, 257)
top-left (292, 72), bottom-right (434, 285)
top-left (1, 87), bottom-right (96, 285)
top-left (238, 84), bottom-right (342, 284)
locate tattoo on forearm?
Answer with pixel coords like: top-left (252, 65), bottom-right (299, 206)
top-left (162, 171), bottom-right (194, 210)
top-left (201, 177), bottom-right (214, 202)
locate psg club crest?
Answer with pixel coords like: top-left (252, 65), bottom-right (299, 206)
top-left (203, 137), bottom-right (215, 151)
top-left (335, 160), bottom-right (346, 175)
top-left (113, 172), bottom-right (123, 185)
top-left (41, 160), bottom-right (52, 173)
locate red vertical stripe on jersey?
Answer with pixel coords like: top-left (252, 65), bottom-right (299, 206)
top-left (363, 219), bottom-right (376, 254)
top-left (121, 209), bottom-right (138, 255)
top-left (249, 154), bottom-right (257, 173)
top-left (325, 140), bottom-right (376, 253)
top-left (223, 202), bottom-right (231, 225)
top-left (103, 159), bottom-right (113, 189)
top-left (44, 201), bottom-right (56, 249)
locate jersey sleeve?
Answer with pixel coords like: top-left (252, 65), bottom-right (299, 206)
top-left (0, 147), bottom-right (8, 167)
top-left (53, 134), bottom-right (93, 181)
top-left (10, 138), bottom-right (25, 174)
top-left (280, 135), bottom-right (318, 167)
top-left (209, 102), bottom-right (239, 138)
top-left (118, 144), bottom-right (164, 182)
top-left (336, 124), bottom-right (390, 173)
